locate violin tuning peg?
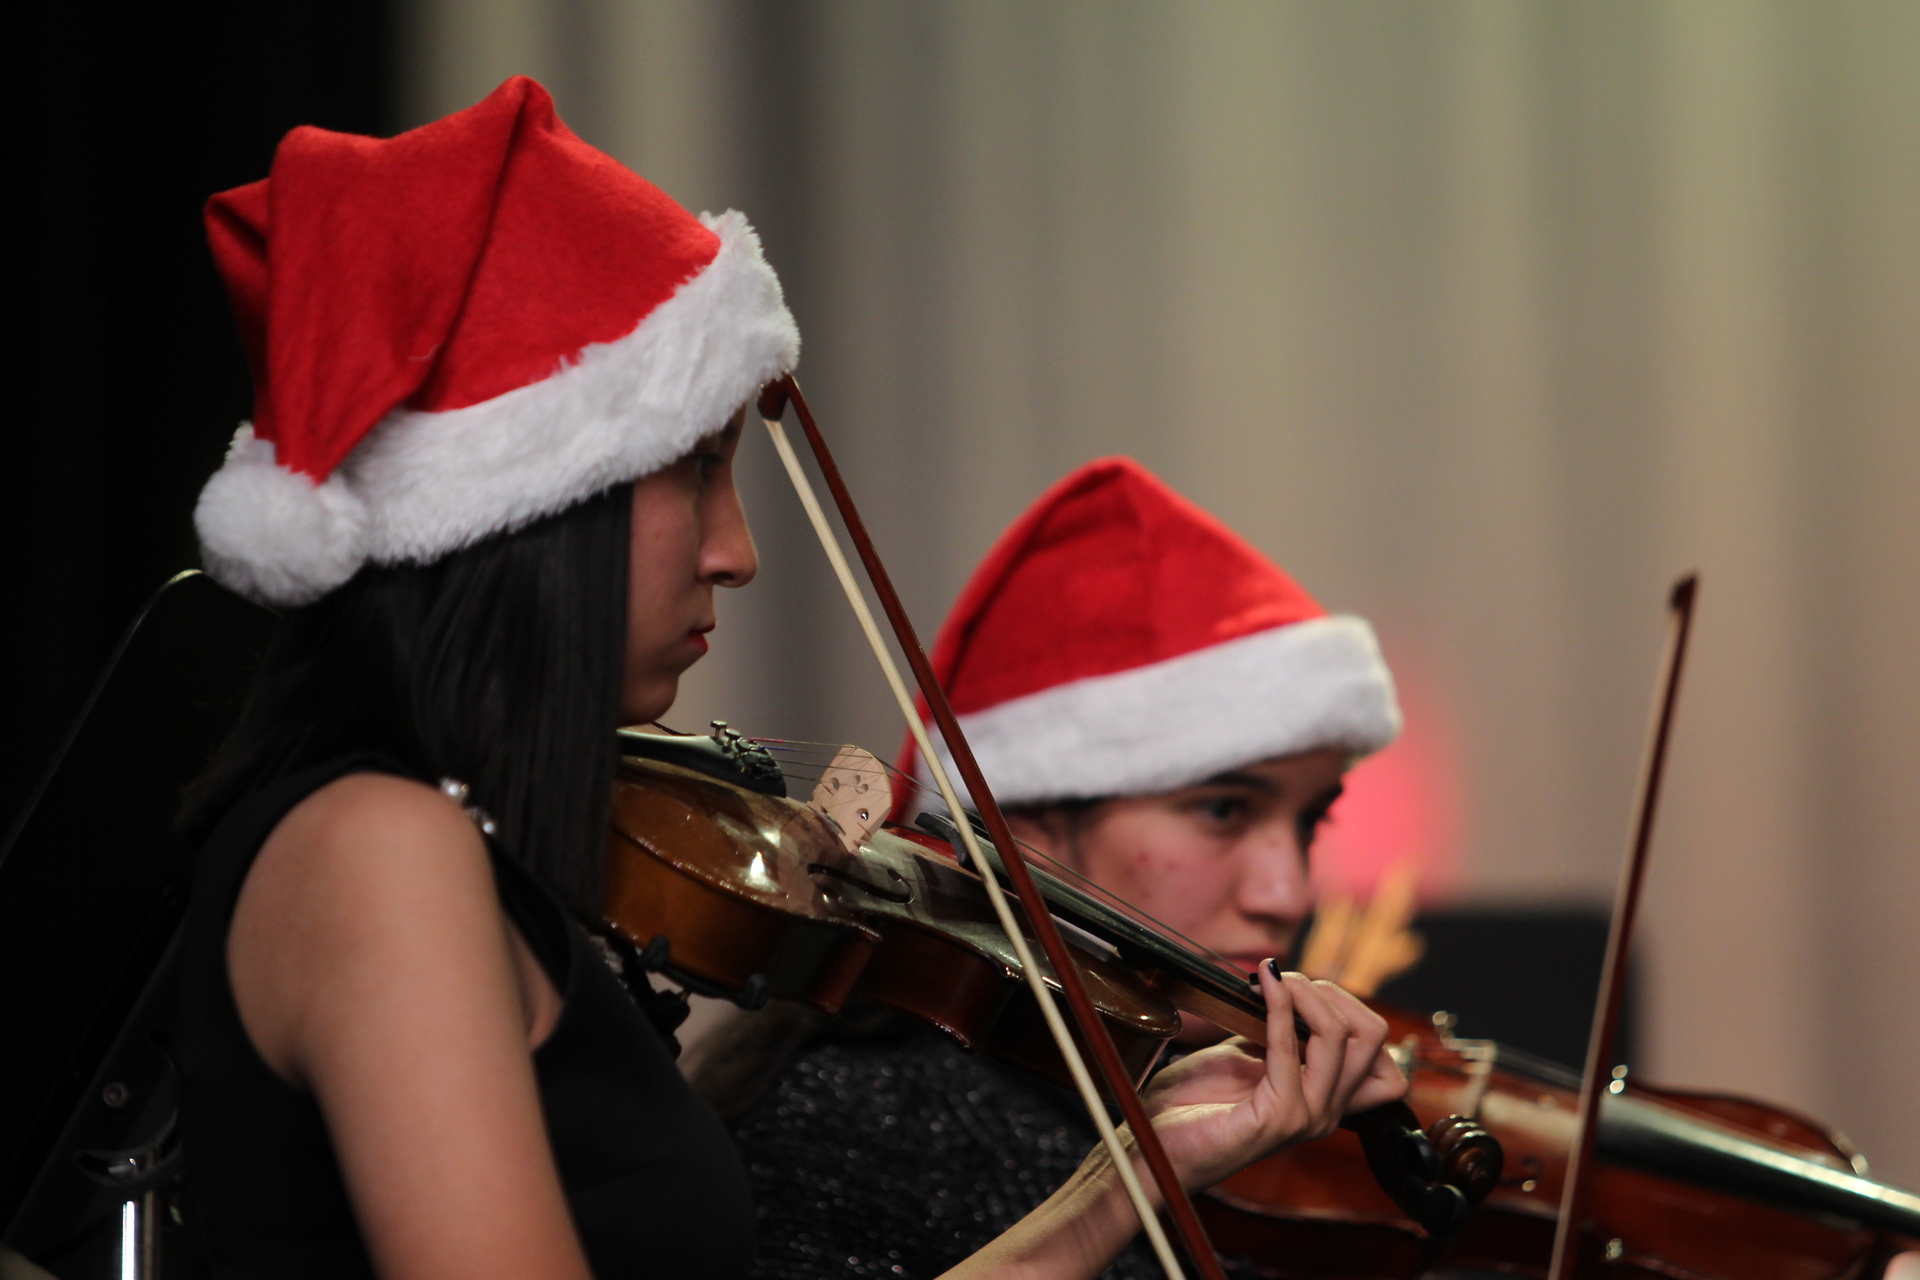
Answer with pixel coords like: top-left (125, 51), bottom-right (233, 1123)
top-left (1427, 1114), bottom-right (1503, 1206)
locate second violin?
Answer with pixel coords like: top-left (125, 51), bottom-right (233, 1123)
top-left (600, 726), bottom-right (1499, 1237)
top-left (603, 723), bottom-right (1920, 1280)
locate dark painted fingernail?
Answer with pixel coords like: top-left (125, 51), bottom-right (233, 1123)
top-left (1267, 957), bottom-right (1282, 980)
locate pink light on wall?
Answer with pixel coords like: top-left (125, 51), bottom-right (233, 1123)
top-left (1310, 655), bottom-right (1462, 902)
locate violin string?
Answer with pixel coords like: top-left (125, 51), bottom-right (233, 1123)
top-left (749, 735), bottom-right (1245, 976)
top-left (748, 737), bottom-right (920, 793)
top-left (760, 412), bottom-right (1188, 1280)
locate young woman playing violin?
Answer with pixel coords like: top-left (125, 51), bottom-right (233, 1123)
top-left (170, 78), bottom-right (1403, 1280)
top-left (728, 457), bottom-right (1404, 1279)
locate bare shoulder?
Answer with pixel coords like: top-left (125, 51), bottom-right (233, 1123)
top-left (274, 771), bottom-right (481, 871)
top-left (242, 772), bottom-right (493, 940)
top-left (231, 771), bottom-right (508, 1085)
top-left (225, 772), bottom-right (586, 1276)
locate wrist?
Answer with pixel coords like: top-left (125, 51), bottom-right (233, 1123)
top-left (1046, 1135), bottom-right (1157, 1260)
top-left (940, 1133), bottom-right (1154, 1280)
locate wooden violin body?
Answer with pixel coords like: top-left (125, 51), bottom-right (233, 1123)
top-left (1203, 1006), bottom-right (1919, 1279)
top-left (603, 749), bottom-right (1179, 1087)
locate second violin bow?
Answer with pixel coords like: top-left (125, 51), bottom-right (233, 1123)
top-left (1547, 573), bottom-right (1700, 1279)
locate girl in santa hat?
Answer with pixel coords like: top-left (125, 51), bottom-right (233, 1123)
top-left (731, 457), bottom-right (1402, 1279)
top-left (171, 79), bottom-right (1401, 1280)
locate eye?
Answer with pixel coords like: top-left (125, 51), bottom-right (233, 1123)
top-left (684, 448), bottom-right (729, 491)
top-left (1197, 794), bottom-right (1248, 824)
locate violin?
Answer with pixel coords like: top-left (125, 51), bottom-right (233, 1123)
top-left (601, 725), bottom-right (1497, 1237)
top-left (601, 724), bottom-right (1920, 1280)
top-left (1204, 1007), bottom-right (1920, 1278)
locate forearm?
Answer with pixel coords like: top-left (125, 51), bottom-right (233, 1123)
top-left (937, 1133), bottom-right (1155, 1280)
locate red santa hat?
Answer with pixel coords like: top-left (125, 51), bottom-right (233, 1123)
top-left (904, 458), bottom-right (1399, 807)
top-left (194, 76), bottom-right (798, 606)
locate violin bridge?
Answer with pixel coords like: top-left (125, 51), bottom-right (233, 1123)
top-left (807, 744), bottom-right (892, 852)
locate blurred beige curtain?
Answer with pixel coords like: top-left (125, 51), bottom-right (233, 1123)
top-left (403, 0), bottom-right (1920, 1183)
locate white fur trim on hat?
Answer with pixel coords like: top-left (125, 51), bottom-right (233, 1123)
top-left (919, 615), bottom-right (1400, 807)
top-left (195, 210), bottom-right (798, 606)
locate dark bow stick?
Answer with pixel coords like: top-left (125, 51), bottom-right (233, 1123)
top-left (1548, 574), bottom-right (1700, 1278)
top-left (759, 374), bottom-right (1228, 1280)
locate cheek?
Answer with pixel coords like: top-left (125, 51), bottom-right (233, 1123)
top-left (627, 500), bottom-right (701, 634)
top-left (631, 506), bottom-right (698, 579)
top-left (1083, 839), bottom-right (1223, 929)
top-left (623, 565), bottom-right (673, 668)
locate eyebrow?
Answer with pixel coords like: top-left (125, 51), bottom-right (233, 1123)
top-left (692, 420), bottom-right (741, 454)
top-left (1195, 771), bottom-right (1279, 795)
top-left (1190, 775), bottom-right (1347, 813)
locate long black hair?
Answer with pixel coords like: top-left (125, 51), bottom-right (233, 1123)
top-left (181, 483), bottom-right (633, 918)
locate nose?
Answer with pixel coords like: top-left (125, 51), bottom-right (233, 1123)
top-left (1234, 819), bottom-right (1314, 929)
top-left (702, 476), bottom-right (759, 589)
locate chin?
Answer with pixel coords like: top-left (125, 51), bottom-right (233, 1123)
top-left (622, 677), bottom-right (680, 727)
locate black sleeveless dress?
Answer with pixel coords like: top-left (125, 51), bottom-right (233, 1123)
top-left (174, 755), bottom-right (754, 1278)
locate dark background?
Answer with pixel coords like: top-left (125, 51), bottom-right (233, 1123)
top-left (1381, 909), bottom-right (1631, 1071)
top-left (7, 0), bottom-right (395, 840)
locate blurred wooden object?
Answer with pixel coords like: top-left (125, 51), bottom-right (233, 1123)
top-left (1300, 860), bottom-right (1425, 998)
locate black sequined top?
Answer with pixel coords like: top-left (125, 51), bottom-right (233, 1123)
top-left (730, 1014), bottom-right (1158, 1280)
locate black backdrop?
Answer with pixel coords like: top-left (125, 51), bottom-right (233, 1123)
top-left (7, 0), bottom-right (394, 838)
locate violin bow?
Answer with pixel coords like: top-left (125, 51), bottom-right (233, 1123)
top-left (759, 374), bottom-right (1221, 1280)
top-left (1547, 573), bottom-right (1699, 1279)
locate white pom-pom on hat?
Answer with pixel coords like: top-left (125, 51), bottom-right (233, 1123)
top-left (194, 426), bottom-right (369, 607)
